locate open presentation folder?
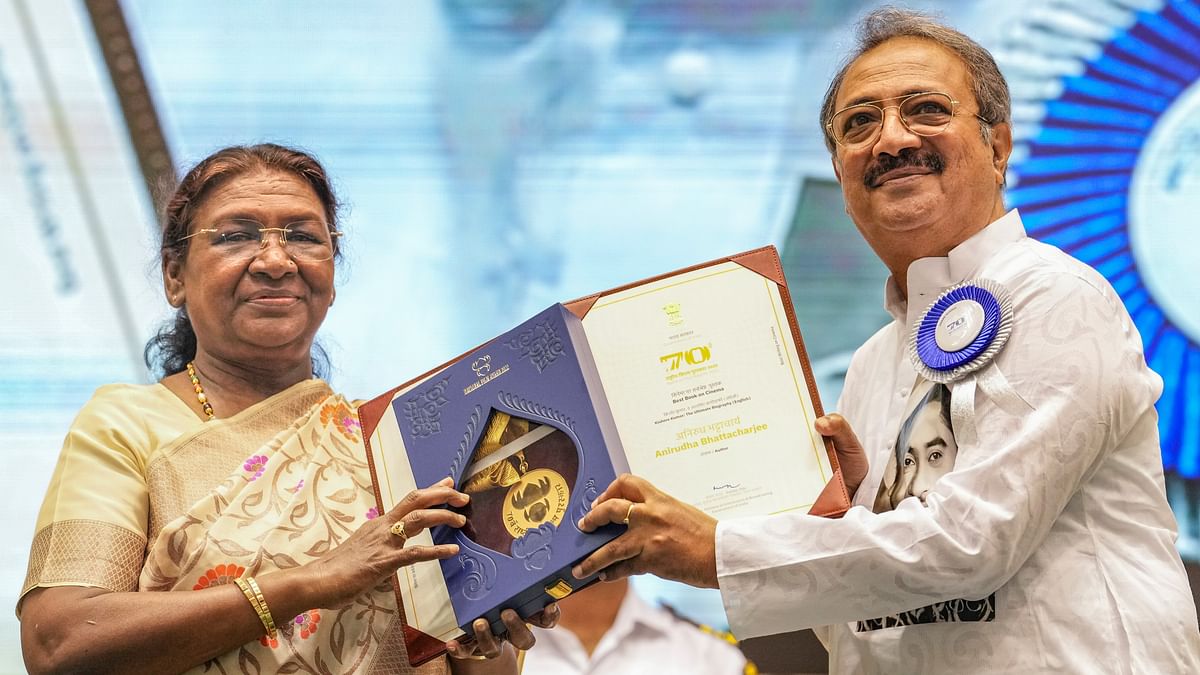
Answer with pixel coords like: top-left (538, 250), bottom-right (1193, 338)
top-left (358, 246), bottom-right (850, 665)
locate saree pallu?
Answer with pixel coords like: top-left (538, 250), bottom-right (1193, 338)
top-left (52, 380), bottom-right (442, 675)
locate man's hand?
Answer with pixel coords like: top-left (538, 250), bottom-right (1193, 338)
top-left (816, 414), bottom-right (868, 498)
top-left (445, 604), bottom-right (560, 674)
top-left (571, 474), bottom-right (718, 588)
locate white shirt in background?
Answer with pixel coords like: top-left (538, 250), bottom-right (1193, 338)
top-left (525, 588), bottom-right (748, 675)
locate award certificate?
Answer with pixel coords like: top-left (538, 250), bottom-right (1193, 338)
top-left (580, 261), bottom-right (832, 517)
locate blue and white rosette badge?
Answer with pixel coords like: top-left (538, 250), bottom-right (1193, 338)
top-left (908, 279), bottom-right (1031, 447)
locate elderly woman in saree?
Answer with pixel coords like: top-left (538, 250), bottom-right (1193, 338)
top-left (18, 144), bottom-right (553, 674)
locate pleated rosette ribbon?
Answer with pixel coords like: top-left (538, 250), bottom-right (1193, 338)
top-left (907, 279), bottom-right (1032, 447)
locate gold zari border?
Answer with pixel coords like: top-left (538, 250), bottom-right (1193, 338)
top-left (21, 519), bottom-right (146, 609)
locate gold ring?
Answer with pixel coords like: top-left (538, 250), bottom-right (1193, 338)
top-left (390, 520), bottom-right (408, 540)
top-left (622, 502), bottom-right (636, 525)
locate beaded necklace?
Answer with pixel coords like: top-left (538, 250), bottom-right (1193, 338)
top-left (186, 361), bottom-right (216, 419)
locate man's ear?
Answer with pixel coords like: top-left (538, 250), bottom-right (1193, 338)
top-left (990, 122), bottom-right (1013, 186)
top-left (163, 254), bottom-right (185, 307)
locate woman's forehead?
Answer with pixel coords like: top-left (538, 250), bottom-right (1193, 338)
top-left (196, 170), bottom-right (324, 220)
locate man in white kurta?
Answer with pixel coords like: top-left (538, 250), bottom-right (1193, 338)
top-left (573, 7), bottom-right (1200, 674)
top-left (718, 208), bottom-right (1200, 672)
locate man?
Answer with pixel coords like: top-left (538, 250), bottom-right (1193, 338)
top-left (571, 8), bottom-right (1200, 672)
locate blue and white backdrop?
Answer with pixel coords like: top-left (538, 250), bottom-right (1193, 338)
top-left (2, 0), bottom-right (1196, 670)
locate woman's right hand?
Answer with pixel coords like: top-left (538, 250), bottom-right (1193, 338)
top-left (305, 477), bottom-right (469, 609)
top-left (20, 480), bottom-right (470, 675)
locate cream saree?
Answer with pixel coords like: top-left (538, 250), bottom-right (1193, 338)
top-left (23, 380), bottom-right (445, 675)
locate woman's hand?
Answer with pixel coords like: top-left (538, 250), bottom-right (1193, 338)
top-left (305, 477), bottom-right (469, 609)
top-left (445, 604), bottom-right (560, 674)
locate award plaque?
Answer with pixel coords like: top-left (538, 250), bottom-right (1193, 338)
top-left (359, 246), bottom-right (849, 664)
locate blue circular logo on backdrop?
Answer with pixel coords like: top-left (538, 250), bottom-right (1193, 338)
top-left (1005, 0), bottom-right (1200, 476)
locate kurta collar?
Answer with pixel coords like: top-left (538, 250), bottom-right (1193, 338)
top-left (882, 209), bottom-right (1026, 326)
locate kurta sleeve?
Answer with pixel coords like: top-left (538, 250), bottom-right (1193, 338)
top-left (715, 268), bottom-right (1162, 638)
top-left (19, 385), bottom-right (170, 611)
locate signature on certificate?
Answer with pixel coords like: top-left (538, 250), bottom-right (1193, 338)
top-left (712, 483), bottom-right (741, 491)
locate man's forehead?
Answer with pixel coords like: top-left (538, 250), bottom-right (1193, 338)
top-left (836, 36), bottom-right (971, 107)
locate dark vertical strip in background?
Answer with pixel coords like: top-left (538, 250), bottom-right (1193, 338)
top-left (84, 0), bottom-right (175, 212)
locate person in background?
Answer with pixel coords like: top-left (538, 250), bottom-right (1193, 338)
top-left (523, 578), bottom-right (749, 675)
top-left (19, 144), bottom-right (554, 675)
top-left (570, 8), bottom-right (1200, 673)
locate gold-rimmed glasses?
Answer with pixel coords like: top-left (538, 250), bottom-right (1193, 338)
top-left (826, 91), bottom-right (991, 148)
top-left (177, 219), bottom-right (342, 263)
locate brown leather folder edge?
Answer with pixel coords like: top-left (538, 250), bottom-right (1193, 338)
top-left (357, 245), bottom-right (852, 664)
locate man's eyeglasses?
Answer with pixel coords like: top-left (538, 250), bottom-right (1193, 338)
top-left (177, 219), bottom-right (342, 263)
top-left (826, 91), bottom-right (991, 148)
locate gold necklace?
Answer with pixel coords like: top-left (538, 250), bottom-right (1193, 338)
top-left (186, 361), bottom-right (215, 419)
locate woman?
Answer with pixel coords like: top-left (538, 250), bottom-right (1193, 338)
top-left (18, 144), bottom-right (553, 674)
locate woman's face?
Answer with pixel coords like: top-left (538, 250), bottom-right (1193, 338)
top-left (164, 169), bottom-right (335, 369)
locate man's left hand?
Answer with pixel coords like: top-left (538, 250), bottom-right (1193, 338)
top-left (571, 474), bottom-right (719, 589)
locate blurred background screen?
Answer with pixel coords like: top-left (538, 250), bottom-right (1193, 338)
top-left (3, 0), bottom-right (1198, 670)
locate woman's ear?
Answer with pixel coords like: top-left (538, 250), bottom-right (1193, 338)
top-left (163, 254), bottom-right (185, 307)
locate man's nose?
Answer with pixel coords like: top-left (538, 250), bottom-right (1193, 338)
top-left (874, 107), bottom-right (922, 157)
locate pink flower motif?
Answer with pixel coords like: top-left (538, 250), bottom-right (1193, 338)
top-left (365, 507), bottom-right (380, 520)
top-left (341, 414), bottom-right (362, 436)
top-left (287, 479), bottom-right (305, 494)
top-left (243, 455), bottom-right (268, 481)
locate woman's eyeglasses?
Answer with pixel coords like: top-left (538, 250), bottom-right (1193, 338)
top-left (177, 219), bottom-right (342, 263)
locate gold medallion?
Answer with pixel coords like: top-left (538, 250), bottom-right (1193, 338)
top-left (502, 468), bottom-right (570, 538)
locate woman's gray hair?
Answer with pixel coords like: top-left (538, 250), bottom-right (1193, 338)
top-left (819, 6), bottom-right (1011, 153)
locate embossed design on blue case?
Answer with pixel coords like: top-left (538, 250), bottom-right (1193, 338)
top-left (505, 318), bottom-right (565, 372)
top-left (512, 522), bottom-right (557, 571)
top-left (458, 541), bottom-right (499, 601)
top-left (403, 376), bottom-right (451, 438)
top-left (450, 405), bottom-right (484, 477)
top-left (573, 478), bottom-right (599, 523)
top-left (497, 391), bottom-right (576, 432)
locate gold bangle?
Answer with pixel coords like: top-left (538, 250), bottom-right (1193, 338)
top-left (245, 577), bottom-right (278, 640)
top-left (235, 576), bottom-right (277, 640)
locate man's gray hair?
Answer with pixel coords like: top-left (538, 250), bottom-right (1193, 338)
top-left (819, 6), bottom-right (1012, 153)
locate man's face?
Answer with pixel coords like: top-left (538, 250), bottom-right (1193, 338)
top-left (903, 399), bottom-right (958, 502)
top-left (830, 37), bottom-right (1012, 274)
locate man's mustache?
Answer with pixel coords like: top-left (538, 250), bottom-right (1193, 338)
top-left (863, 149), bottom-right (945, 188)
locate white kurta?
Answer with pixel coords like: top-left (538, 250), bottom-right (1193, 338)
top-left (524, 588), bottom-right (747, 675)
top-left (716, 210), bottom-right (1200, 673)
